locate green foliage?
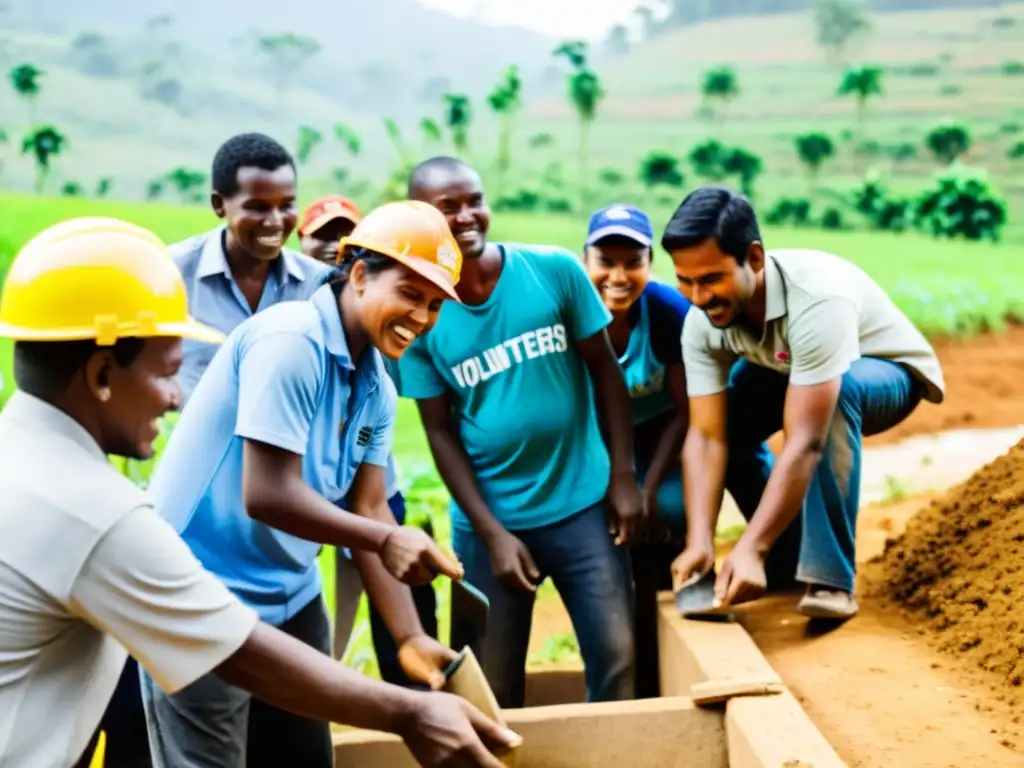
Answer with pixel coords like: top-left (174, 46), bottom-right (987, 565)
top-left (9, 63), bottom-right (42, 98)
top-left (295, 125), bottom-right (322, 164)
top-left (794, 132), bottom-right (835, 176)
top-left (442, 93), bottom-right (472, 154)
top-left (21, 126), bottom-right (65, 193)
top-left (688, 139), bottom-right (727, 180)
top-left (487, 65), bottom-right (523, 189)
top-left (765, 197), bottom-right (812, 226)
top-left (700, 66), bottom-right (739, 121)
top-left (638, 151), bottom-right (684, 188)
top-left (837, 65), bottom-right (884, 124)
top-left (1001, 61), bottom-right (1024, 76)
top-left (914, 164), bottom-right (1007, 243)
top-left (598, 168), bottom-right (625, 186)
top-left (820, 206), bottom-right (845, 230)
top-left (164, 167), bottom-right (205, 202)
top-left (925, 119), bottom-right (970, 164)
top-left (1008, 141), bottom-right (1024, 160)
top-left (61, 180), bottom-right (83, 196)
top-left (849, 171), bottom-right (910, 233)
top-left (721, 147), bottom-right (763, 197)
top-left (333, 124), bottom-right (362, 156)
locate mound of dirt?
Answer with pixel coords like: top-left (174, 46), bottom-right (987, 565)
top-left (861, 437), bottom-right (1024, 694)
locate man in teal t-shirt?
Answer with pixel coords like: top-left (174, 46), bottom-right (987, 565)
top-left (397, 156), bottom-right (645, 708)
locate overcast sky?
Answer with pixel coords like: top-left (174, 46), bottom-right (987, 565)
top-left (420, 0), bottom-right (645, 39)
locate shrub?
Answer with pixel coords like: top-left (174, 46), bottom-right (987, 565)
top-left (638, 151), bottom-right (684, 188)
top-left (765, 197), bottom-right (812, 227)
top-left (913, 164), bottom-right (1007, 243)
top-left (492, 188), bottom-right (543, 212)
top-left (849, 171), bottom-right (911, 233)
top-left (820, 207), bottom-right (845, 230)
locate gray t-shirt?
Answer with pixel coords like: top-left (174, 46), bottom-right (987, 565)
top-left (0, 392), bottom-right (259, 767)
top-left (682, 248), bottom-right (945, 403)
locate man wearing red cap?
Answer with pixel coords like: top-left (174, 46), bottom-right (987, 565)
top-left (298, 195), bottom-right (364, 264)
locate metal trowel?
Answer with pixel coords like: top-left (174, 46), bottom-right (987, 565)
top-left (674, 569), bottom-right (736, 622)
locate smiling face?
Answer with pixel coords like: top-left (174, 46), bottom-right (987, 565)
top-left (349, 261), bottom-right (449, 359)
top-left (584, 236), bottom-right (652, 313)
top-left (87, 337), bottom-right (184, 460)
top-left (213, 164), bottom-right (298, 263)
top-left (669, 237), bottom-right (762, 328)
top-left (413, 166), bottom-right (490, 259)
top-left (300, 217), bottom-right (358, 264)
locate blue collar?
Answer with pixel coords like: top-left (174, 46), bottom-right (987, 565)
top-left (196, 226), bottom-right (307, 283)
top-left (310, 284), bottom-right (388, 384)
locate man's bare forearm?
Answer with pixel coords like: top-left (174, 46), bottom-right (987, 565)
top-left (216, 623), bottom-right (419, 732)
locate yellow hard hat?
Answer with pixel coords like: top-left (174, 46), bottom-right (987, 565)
top-left (0, 216), bottom-right (224, 346)
top-left (338, 200), bottom-right (463, 302)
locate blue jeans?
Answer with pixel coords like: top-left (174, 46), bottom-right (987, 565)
top-left (727, 357), bottom-right (923, 593)
top-left (140, 596), bottom-right (333, 768)
top-left (452, 502), bottom-right (635, 708)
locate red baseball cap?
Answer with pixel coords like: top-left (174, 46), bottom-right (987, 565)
top-left (298, 196), bottom-right (364, 237)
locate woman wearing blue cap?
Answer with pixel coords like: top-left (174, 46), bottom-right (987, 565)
top-left (581, 203), bottom-right (693, 697)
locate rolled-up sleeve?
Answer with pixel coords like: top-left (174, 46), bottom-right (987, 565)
top-left (68, 507), bottom-right (259, 694)
top-left (681, 312), bottom-right (735, 397)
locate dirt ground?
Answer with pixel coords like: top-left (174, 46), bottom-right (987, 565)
top-left (526, 327), bottom-right (1024, 766)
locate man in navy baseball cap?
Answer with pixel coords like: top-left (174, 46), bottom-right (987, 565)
top-left (586, 203), bottom-right (655, 248)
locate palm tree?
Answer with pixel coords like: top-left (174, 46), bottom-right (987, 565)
top-left (9, 63), bottom-right (43, 127)
top-left (837, 65), bottom-right (883, 136)
top-left (21, 125), bottom-right (64, 193)
top-left (487, 64), bottom-right (522, 196)
top-left (442, 93), bottom-right (471, 156)
top-left (554, 41), bottom-right (604, 206)
top-left (700, 66), bottom-right (739, 127)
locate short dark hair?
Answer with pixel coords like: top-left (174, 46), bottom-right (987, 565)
top-left (408, 155), bottom-right (476, 199)
top-left (321, 246), bottom-right (399, 299)
top-left (14, 337), bottom-right (146, 401)
top-left (211, 132), bottom-right (295, 197)
top-left (660, 185), bottom-right (761, 264)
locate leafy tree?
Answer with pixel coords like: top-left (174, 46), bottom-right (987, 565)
top-left (333, 124), bottom-right (362, 157)
top-left (62, 181), bottom-right (83, 197)
top-left (487, 65), bottom-right (522, 195)
top-left (599, 168), bottom-right (625, 186)
top-left (925, 119), bottom-right (970, 165)
top-left (413, 119), bottom-right (438, 151)
top-left (688, 139), bottom-right (728, 180)
top-left (914, 164), bottom-right (1006, 242)
top-left (165, 167), bottom-right (205, 203)
top-left (443, 93), bottom-right (472, 156)
top-left (1008, 140), bottom-right (1024, 160)
top-left (21, 126), bottom-right (65, 193)
top-left (295, 125), bottom-right (322, 164)
top-left (638, 151), bottom-right (684, 188)
top-left (554, 42), bottom-right (604, 204)
top-left (9, 63), bottom-right (43, 126)
top-left (794, 132), bottom-right (835, 182)
top-left (95, 177), bottom-right (113, 198)
top-left (837, 65), bottom-right (883, 135)
top-left (849, 170), bottom-right (910, 232)
top-left (722, 147), bottom-right (763, 198)
top-left (813, 0), bottom-right (872, 62)
top-left (700, 66), bottom-right (739, 126)
top-left (255, 33), bottom-right (321, 105)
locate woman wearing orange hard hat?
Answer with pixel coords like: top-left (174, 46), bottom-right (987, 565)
top-left (140, 201), bottom-right (517, 768)
top-left (0, 215), bottom-right (518, 768)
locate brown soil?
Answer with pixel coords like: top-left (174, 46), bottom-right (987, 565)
top-left (861, 438), bottom-right (1024, 705)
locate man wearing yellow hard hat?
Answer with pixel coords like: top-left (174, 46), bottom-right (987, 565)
top-left (0, 216), bottom-right (519, 768)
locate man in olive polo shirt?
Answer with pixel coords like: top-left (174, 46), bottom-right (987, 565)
top-left (666, 186), bottom-right (944, 621)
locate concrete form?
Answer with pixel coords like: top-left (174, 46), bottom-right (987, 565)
top-left (332, 591), bottom-right (848, 767)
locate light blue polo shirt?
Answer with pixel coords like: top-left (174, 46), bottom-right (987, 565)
top-left (148, 284), bottom-right (396, 625)
top-left (396, 244), bottom-right (613, 533)
top-left (170, 227), bottom-right (400, 499)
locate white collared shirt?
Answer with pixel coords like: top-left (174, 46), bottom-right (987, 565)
top-left (0, 391), bottom-right (258, 767)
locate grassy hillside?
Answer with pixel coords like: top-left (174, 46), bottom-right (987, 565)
top-left (519, 4), bottom-right (1024, 239)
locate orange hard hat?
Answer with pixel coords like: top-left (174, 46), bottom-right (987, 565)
top-left (338, 200), bottom-right (462, 302)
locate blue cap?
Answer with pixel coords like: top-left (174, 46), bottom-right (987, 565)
top-left (586, 204), bottom-right (654, 248)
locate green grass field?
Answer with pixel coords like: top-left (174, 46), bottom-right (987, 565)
top-left (1, 191), bottom-right (1022, 674)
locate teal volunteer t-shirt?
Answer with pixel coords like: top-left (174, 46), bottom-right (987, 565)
top-left (396, 244), bottom-right (613, 532)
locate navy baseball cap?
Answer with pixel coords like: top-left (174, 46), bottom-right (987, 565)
top-left (586, 204), bottom-right (654, 248)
